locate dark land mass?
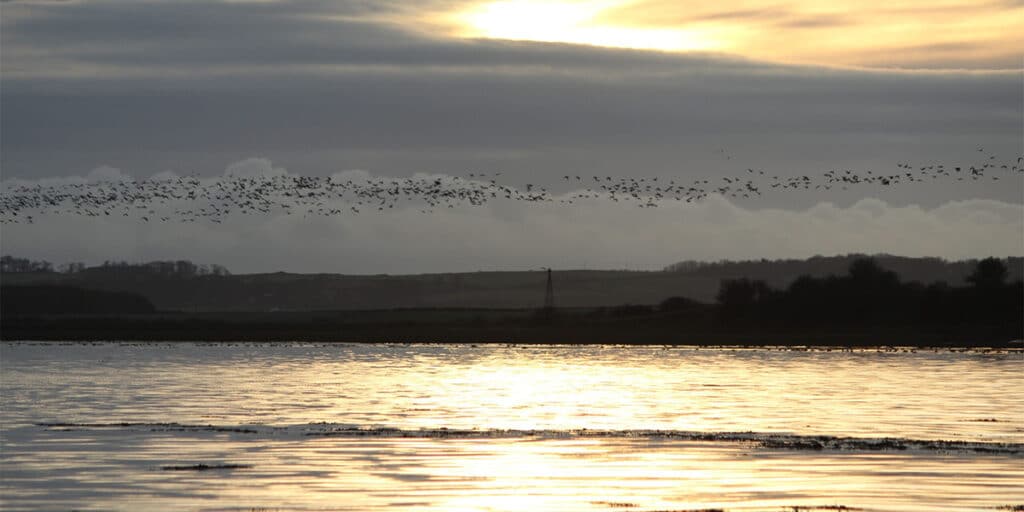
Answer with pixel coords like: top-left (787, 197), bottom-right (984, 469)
top-left (3, 308), bottom-right (1019, 346)
top-left (1, 285), bottom-right (156, 315)
top-left (2, 254), bottom-right (1021, 312)
top-left (1, 255), bottom-right (1021, 346)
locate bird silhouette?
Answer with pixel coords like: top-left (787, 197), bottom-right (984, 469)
top-left (2, 150), bottom-right (1021, 224)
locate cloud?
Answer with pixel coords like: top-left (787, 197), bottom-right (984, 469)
top-left (85, 165), bottom-right (132, 182)
top-left (0, 164), bottom-right (134, 189)
top-left (224, 158), bottom-right (289, 178)
top-left (1, 0), bottom-right (1020, 209)
top-left (2, 161), bottom-right (1020, 274)
top-left (591, 0), bottom-right (1024, 69)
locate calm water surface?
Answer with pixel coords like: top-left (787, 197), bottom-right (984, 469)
top-left (1, 342), bottom-right (1021, 511)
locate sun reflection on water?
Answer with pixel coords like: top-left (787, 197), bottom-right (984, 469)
top-left (1, 343), bottom-right (1022, 510)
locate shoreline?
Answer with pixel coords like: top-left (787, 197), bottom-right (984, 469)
top-left (2, 312), bottom-right (1020, 347)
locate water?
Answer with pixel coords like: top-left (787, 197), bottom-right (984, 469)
top-left (1, 342), bottom-right (1022, 511)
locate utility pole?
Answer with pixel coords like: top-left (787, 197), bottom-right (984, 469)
top-left (543, 268), bottom-right (555, 311)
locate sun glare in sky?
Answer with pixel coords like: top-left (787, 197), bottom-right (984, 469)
top-left (451, 0), bottom-right (1024, 68)
top-left (456, 0), bottom-right (727, 52)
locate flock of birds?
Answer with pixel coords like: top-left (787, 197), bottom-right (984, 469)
top-left (2, 150), bottom-right (1021, 224)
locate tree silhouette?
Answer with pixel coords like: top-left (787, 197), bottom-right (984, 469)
top-left (848, 257), bottom-right (899, 288)
top-left (716, 278), bottom-right (772, 318)
top-left (966, 257), bottom-right (1008, 289)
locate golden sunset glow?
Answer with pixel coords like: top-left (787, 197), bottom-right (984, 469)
top-left (449, 0), bottom-right (1024, 68)
top-left (456, 0), bottom-right (729, 52)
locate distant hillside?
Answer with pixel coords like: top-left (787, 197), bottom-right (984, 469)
top-left (0, 268), bottom-right (720, 312)
top-left (1, 255), bottom-right (1020, 312)
top-left (664, 254), bottom-right (1024, 289)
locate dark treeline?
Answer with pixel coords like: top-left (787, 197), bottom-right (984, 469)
top-left (2, 254), bottom-right (1022, 316)
top-left (0, 255), bottom-right (55, 273)
top-left (585, 296), bottom-right (706, 319)
top-left (2, 256), bottom-right (1020, 344)
top-left (716, 257), bottom-right (1023, 328)
top-left (665, 254), bottom-right (1024, 287)
top-left (0, 255), bottom-right (229, 277)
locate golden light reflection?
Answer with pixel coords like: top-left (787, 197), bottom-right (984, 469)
top-left (5, 344), bottom-right (1024, 510)
top-left (446, 0), bottom-right (1024, 69)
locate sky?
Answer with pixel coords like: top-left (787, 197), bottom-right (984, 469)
top-left (1, 0), bottom-right (1022, 273)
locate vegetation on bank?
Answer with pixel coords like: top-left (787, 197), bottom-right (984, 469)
top-left (1, 254), bottom-right (1021, 311)
top-left (1, 255), bottom-right (230, 277)
top-left (714, 257), bottom-right (1022, 328)
top-left (1, 286), bottom-right (156, 315)
top-left (1, 256), bottom-right (1020, 345)
top-left (4, 258), bottom-right (1019, 346)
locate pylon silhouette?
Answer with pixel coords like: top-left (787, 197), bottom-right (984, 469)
top-left (543, 268), bottom-right (554, 311)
